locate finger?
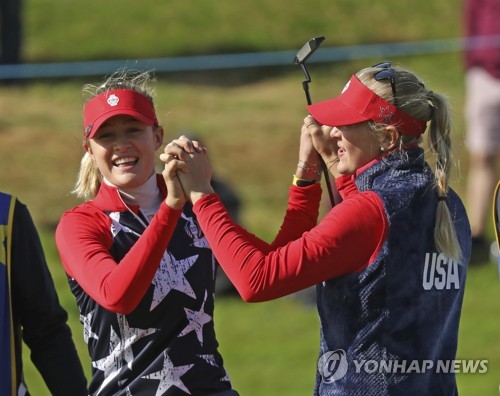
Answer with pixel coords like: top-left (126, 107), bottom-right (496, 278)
top-left (164, 142), bottom-right (191, 161)
top-left (177, 135), bottom-right (196, 153)
top-left (191, 140), bottom-right (207, 153)
top-left (159, 150), bottom-right (189, 164)
top-left (159, 152), bottom-right (174, 163)
top-left (165, 137), bottom-right (194, 156)
top-left (304, 118), bottom-right (320, 133)
top-left (162, 158), bottom-right (188, 177)
top-left (303, 115), bottom-right (314, 125)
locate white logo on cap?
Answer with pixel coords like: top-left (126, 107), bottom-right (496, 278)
top-left (341, 80), bottom-right (351, 94)
top-left (107, 94), bottom-right (120, 107)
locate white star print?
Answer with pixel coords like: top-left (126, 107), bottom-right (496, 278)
top-left (198, 355), bottom-right (231, 382)
top-left (92, 326), bottom-right (122, 394)
top-left (92, 316), bottom-right (158, 394)
top-left (80, 311), bottom-right (99, 343)
top-left (179, 291), bottom-right (212, 345)
top-left (198, 354), bottom-right (217, 367)
top-left (109, 212), bottom-right (141, 238)
top-left (150, 251), bottom-right (198, 310)
top-left (143, 351), bottom-right (194, 395)
top-left (182, 213), bottom-right (210, 249)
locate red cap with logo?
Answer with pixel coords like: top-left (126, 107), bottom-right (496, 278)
top-left (83, 89), bottom-right (158, 139)
top-left (307, 75), bottom-right (427, 136)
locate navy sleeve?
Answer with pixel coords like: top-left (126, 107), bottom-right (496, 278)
top-left (10, 200), bottom-right (88, 396)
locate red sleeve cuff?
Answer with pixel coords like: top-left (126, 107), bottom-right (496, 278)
top-left (155, 201), bottom-right (183, 224)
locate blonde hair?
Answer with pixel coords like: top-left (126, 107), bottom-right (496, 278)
top-left (71, 70), bottom-right (157, 201)
top-left (357, 66), bottom-right (461, 262)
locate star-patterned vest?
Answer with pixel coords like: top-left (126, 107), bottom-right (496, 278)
top-left (68, 182), bottom-right (236, 396)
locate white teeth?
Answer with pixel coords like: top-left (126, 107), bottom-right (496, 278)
top-left (114, 157), bottom-right (136, 166)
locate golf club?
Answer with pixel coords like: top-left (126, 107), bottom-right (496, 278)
top-left (294, 36), bottom-right (335, 207)
top-left (293, 36), bottom-right (325, 106)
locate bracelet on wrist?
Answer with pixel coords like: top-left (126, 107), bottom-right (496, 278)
top-left (297, 160), bottom-right (323, 176)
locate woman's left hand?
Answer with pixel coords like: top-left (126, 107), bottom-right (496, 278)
top-left (305, 117), bottom-right (340, 177)
top-left (159, 138), bottom-right (190, 210)
top-left (160, 136), bottom-right (215, 206)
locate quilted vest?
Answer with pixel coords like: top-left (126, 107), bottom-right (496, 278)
top-left (315, 148), bottom-right (470, 396)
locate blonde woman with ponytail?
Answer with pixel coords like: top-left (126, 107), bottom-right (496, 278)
top-left (56, 70), bottom-right (239, 396)
top-left (165, 62), bottom-right (471, 395)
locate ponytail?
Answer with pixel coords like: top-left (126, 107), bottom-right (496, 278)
top-left (427, 91), bottom-right (462, 262)
top-left (360, 66), bottom-right (462, 262)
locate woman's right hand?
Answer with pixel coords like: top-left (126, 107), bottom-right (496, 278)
top-left (295, 116), bottom-right (323, 181)
top-left (305, 116), bottom-right (340, 178)
top-left (160, 136), bottom-right (215, 206)
top-left (159, 138), bottom-right (190, 210)
top-left (176, 149), bottom-right (215, 205)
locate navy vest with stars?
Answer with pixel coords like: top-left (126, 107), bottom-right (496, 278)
top-left (314, 147), bottom-right (470, 396)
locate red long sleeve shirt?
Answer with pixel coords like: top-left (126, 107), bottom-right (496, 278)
top-left (56, 176), bottom-right (238, 395)
top-left (56, 184), bottom-right (182, 314)
top-left (193, 175), bottom-right (388, 302)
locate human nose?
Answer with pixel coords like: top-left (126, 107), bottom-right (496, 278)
top-left (113, 134), bottom-right (131, 149)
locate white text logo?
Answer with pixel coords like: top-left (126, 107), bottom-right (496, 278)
top-left (422, 252), bottom-right (460, 290)
top-left (318, 350), bottom-right (488, 383)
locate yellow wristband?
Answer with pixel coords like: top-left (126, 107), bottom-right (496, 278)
top-left (292, 175), bottom-right (318, 187)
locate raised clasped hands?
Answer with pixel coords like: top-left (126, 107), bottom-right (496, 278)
top-left (302, 115), bottom-right (340, 176)
top-left (159, 135), bottom-right (215, 209)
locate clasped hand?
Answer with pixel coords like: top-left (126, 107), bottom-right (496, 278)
top-left (159, 135), bottom-right (215, 209)
top-left (302, 116), bottom-right (340, 176)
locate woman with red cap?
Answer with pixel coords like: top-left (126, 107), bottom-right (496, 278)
top-left (164, 62), bottom-right (471, 395)
top-left (56, 70), bottom-right (239, 396)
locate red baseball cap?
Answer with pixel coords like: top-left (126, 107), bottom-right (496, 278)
top-left (83, 89), bottom-right (158, 139)
top-left (307, 75), bottom-right (427, 136)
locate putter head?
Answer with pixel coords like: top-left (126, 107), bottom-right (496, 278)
top-left (293, 36), bottom-right (325, 64)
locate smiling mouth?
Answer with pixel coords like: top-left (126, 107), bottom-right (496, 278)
top-left (113, 157), bottom-right (138, 167)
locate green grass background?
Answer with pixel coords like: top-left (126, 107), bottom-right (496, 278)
top-left (1, 0), bottom-right (499, 394)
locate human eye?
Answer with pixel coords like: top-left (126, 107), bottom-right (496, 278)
top-left (126, 126), bottom-right (144, 135)
top-left (93, 130), bottom-right (114, 141)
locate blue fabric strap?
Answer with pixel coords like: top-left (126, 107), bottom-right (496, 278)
top-left (0, 193), bottom-right (16, 396)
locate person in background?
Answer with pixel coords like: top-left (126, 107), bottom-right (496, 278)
top-left (55, 70), bottom-right (238, 396)
top-left (493, 181), bottom-right (500, 272)
top-left (0, 192), bottom-right (87, 396)
top-left (165, 62), bottom-right (471, 395)
top-left (0, 0), bottom-right (22, 66)
top-left (463, 0), bottom-right (500, 264)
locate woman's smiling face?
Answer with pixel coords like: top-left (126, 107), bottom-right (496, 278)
top-left (86, 115), bottom-right (163, 188)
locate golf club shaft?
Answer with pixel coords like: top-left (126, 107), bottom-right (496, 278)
top-left (304, 81), bottom-right (336, 207)
top-left (296, 39), bottom-right (335, 207)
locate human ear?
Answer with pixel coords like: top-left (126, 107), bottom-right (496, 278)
top-left (381, 126), bottom-right (400, 151)
top-left (83, 141), bottom-right (93, 155)
top-left (154, 126), bottom-right (164, 150)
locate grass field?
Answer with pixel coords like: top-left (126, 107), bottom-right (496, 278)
top-left (2, 0), bottom-right (499, 394)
